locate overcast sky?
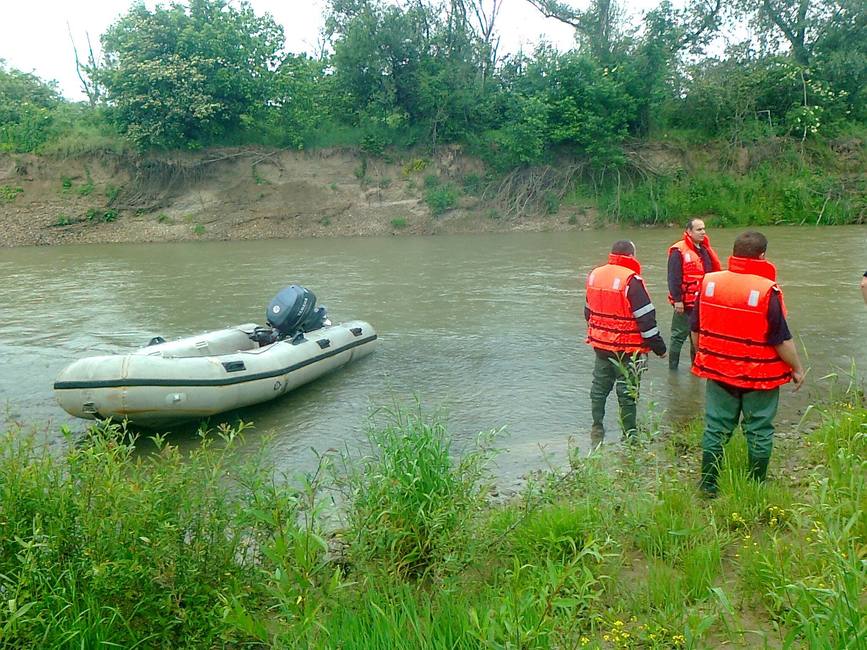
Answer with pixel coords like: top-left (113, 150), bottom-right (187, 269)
top-left (1, 0), bottom-right (593, 101)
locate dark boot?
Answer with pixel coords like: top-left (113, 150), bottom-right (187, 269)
top-left (748, 455), bottom-right (770, 483)
top-left (668, 347), bottom-right (680, 370)
top-left (590, 423), bottom-right (605, 447)
top-left (699, 451), bottom-right (722, 497)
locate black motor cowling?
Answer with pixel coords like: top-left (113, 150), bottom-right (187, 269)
top-left (266, 285), bottom-right (329, 338)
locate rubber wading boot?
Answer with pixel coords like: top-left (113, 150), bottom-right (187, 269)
top-left (699, 451), bottom-right (721, 497)
top-left (748, 456), bottom-right (770, 483)
top-left (590, 423), bottom-right (605, 447)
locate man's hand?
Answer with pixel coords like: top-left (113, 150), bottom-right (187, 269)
top-left (673, 301), bottom-right (685, 314)
top-left (655, 350), bottom-right (667, 359)
top-left (775, 339), bottom-right (805, 392)
top-left (791, 368), bottom-right (805, 391)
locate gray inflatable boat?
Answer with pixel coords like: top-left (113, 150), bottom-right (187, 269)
top-left (55, 286), bottom-right (377, 426)
top-left (54, 319), bottom-right (377, 426)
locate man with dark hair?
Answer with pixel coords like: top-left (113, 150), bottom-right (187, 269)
top-left (585, 240), bottom-right (667, 445)
top-left (667, 218), bottom-right (721, 370)
top-left (690, 230), bottom-right (805, 497)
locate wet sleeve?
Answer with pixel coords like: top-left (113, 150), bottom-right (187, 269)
top-left (766, 291), bottom-right (791, 345)
top-left (627, 277), bottom-right (667, 355)
top-left (690, 295), bottom-right (701, 332)
top-left (668, 250), bottom-right (682, 301)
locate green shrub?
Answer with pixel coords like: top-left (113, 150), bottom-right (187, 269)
top-left (361, 132), bottom-right (386, 156)
top-left (0, 185), bottom-right (23, 202)
top-left (461, 173), bottom-right (483, 195)
top-left (425, 184), bottom-right (459, 216)
top-left (390, 217), bottom-right (407, 229)
top-left (543, 191), bottom-right (560, 215)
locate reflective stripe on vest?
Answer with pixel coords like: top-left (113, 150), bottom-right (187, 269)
top-left (692, 269), bottom-right (791, 390)
top-left (668, 239), bottom-right (707, 308)
top-left (585, 263), bottom-right (649, 354)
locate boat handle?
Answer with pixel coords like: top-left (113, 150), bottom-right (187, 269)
top-left (317, 339), bottom-right (331, 349)
top-left (222, 360), bottom-right (246, 372)
top-left (350, 327), bottom-right (362, 336)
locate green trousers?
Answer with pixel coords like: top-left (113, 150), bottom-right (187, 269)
top-left (590, 351), bottom-right (644, 440)
top-left (668, 308), bottom-right (694, 370)
top-left (700, 379), bottom-right (779, 493)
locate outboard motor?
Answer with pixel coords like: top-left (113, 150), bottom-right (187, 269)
top-left (251, 285), bottom-right (329, 345)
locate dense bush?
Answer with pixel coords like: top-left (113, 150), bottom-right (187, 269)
top-left (0, 63), bottom-right (61, 152)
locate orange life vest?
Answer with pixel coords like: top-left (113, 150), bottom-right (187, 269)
top-left (585, 254), bottom-right (650, 354)
top-left (668, 233), bottom-right (722, 308)
top-left (692, 256), bottom-right (792, 390)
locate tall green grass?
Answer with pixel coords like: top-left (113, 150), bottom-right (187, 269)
top-left (590, 136), bottom-right (867, 226)
top-left (334, 406), bottom-right (498, 581)
top-left (0, 391), bottom-right (863, 648)
top-left (603, 166), bottom-right (865, 226)
top-left (0, 420), bottom-right (293, 647)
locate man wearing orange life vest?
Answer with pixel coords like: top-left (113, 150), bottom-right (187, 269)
top-left (667, 218), bottom-right (721, 370)
top-left (585, 240), bottom-right (667, 445)
top-left (690, 231), bottom-right (805, 497)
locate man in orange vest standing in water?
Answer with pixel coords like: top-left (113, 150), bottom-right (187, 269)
top-left (690, 231), bottom-right (805, 497)
top-left (667, 218), bottom-right (721, 370)
top-left (585, 240), bottom-right (667, 445)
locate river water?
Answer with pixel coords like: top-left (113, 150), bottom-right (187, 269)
top-left (2, 227), bottom-right (865, 485)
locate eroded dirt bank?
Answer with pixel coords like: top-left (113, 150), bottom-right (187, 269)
top-left (0, 146), bottom-right (602, 248)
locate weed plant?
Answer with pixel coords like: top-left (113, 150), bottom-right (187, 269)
top-left (334, 406), bottom-right (498, 581)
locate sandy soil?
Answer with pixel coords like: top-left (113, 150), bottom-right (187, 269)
top-left (0, 146), bottom-right (597, 248)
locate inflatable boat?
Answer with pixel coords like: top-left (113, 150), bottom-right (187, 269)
top-left (54, 286), bottom-right (377, 426)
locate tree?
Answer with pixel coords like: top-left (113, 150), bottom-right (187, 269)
top-left (98, 0), bottom-right (284, 148)
top-left (739, 0), bottom-right (851, 66)
top-left (524, 0), bottom-right (624, 62)
top-left (0, 61), bottom-right (61, 152)
top-left (324, 0), bottom-right (500, 146)
top-left (270, 54), bottom-right (331, 148)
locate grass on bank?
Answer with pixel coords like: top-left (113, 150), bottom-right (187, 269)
top-left (0, 389), bottom-right (864, 648)
top-left (589, 133), bottom-right (867, 226)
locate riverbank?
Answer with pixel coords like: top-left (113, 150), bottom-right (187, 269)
top-left (0, 146), bottom-right (592, 248)
top-left (1, 135), bottom-right (864, 248)
top-left (1, 387), bottom-right (864, 647)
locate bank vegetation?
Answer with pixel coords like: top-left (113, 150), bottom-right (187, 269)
top-left (0, 377), bottom-right (864, 647)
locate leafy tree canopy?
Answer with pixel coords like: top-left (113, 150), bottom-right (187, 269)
top-left (98, 0), bottom-right (284, 148)
top-left (0, 61), bottom-right (61, 152)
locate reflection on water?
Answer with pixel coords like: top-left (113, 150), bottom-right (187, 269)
top-left (1, 226), bottom-right (865, 484)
